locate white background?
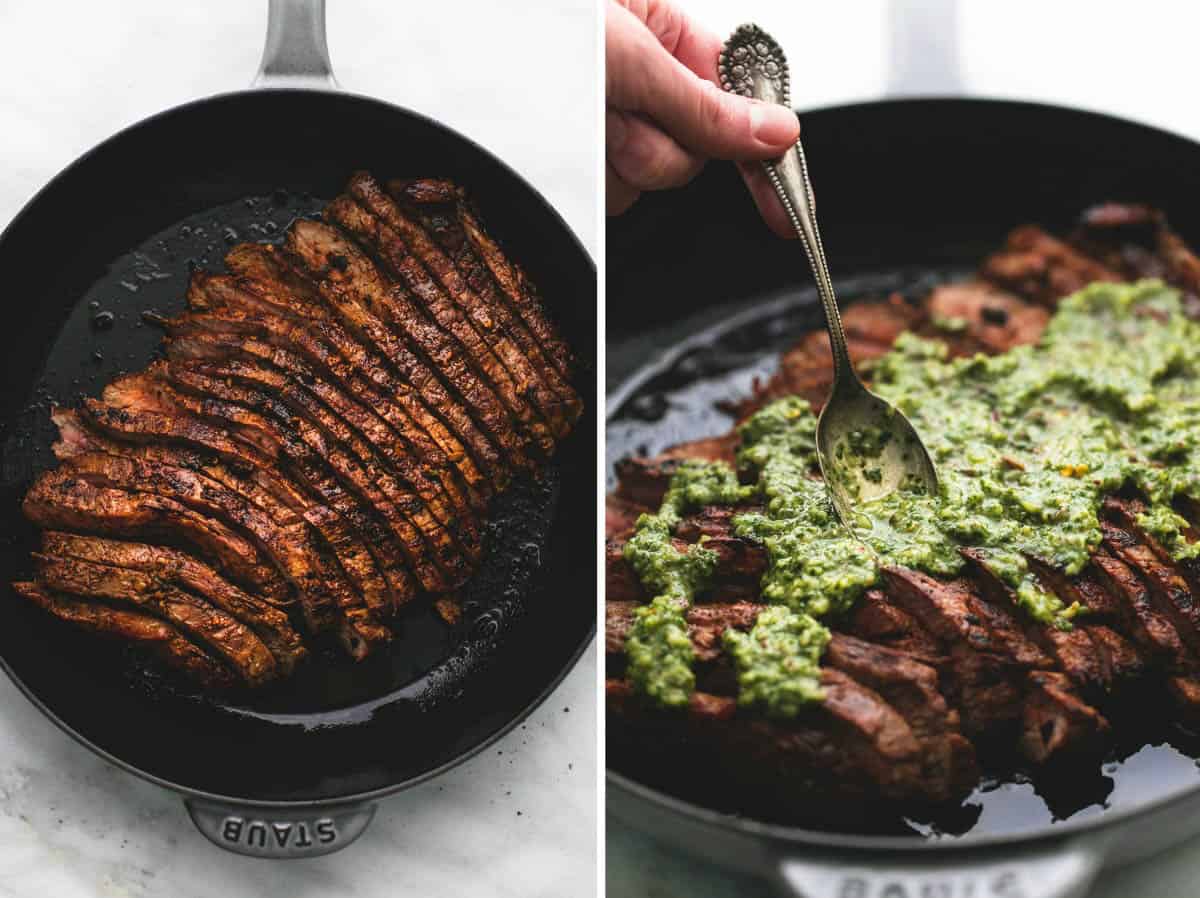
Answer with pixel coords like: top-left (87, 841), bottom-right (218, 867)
top-left (609, 1), bottom-right (1200, 897)
top-left (0, 2), bottom-right (597, 897)
top-left (686, 0), bottom-right (1200, 143)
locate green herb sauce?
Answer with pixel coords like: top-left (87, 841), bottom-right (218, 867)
top-left (624, 280), bottom-right (1200, 714)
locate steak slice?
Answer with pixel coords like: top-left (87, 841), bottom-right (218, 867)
top-left (41, 532), bottom-right (305, 674)
top-left (1104, 497), bottom-right (1200, 600)
top-left (605, 600), bottom-right (976, 802)
top-left (286, 220), bottom-right (530, 473)
top-left (157, 364), bottom-right (440, 602)
top-left (878, 567), bottom-right (1050, 740)
top-left (375, 176), bottom-right (581, 433)
top-left (212, 255), bottom-right (490, 508)
top-left (605, 540), bottom-right (644, 603)
top-left (981, 225), bottom-right (1123, 305)
top-left (825, 633), bottom-right (978, 802)
top-left (328, 190), bottom-right (563, 450)
top-left (68, 404), bottom-right (393, 637)
top-left (57, 451), bottom-right (342, 641)
top-left (12, 582), bottom-right (235, 688)
top-left (606, 493), bottom-right (648, 541)
top-left (845, 589), bottom-right (945, 668)
top-left (163, 340), bottom-right (480, 583)
top-left (23, 470), bottom-right (289, 606)
top-left (54, 406), bottom-right (301, 524)
top-left (726, 297), bottom-right (922, 418)
top-left (33, 554), bottom-right (277, 685)
top-left (389, 178), bottom-right (574, 382)
top-left (1089, 549), bottom-right (1196, 672)
top-left (1021, 670), bottom-right (1112, 763)
top-left (923, 280), bottom-right (1048, 354)
top-left (608, 675), bottom-right (929, 804)
top-left (168, 278), bottom-right (480, 521)
top-left (613, 455), bottom-right (680, 508)
top-left (1100, 518), bottom-right (1200, 655)
top-left (880, 566), bottom-right (1051, 669)
top-left (959, 548), bottom-right (1111, 695)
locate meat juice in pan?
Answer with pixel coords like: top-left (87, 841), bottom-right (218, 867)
top-left (0, 191), bottom-right (562, 717)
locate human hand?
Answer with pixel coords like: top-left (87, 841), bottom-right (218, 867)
top-left (606, 0), bottom-right (800, 236)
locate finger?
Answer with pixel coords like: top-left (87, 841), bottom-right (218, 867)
top-left (608, 3), bottom-right (798, 161)
top-left (633, 0), bottom-right (724, 82)
top-left (608, 109), bottom-right (705, 191)
top-left (737, 162), bottom-right (798, 239)
top-left (607, 162), bottom-right (640, 216)
top-left (642, 61), bottom-right (799, 160)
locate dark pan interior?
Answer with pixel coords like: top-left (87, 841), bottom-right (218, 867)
top-left (0, 90), bottom-right (596, 803)
top-left (606, 98), bottom-right (1200, 842)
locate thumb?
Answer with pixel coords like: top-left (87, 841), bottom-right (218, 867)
top-left (639, 50), bottom-right (799, 161)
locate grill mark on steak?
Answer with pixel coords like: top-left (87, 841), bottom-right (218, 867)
top-left (33, 553), bottom-right (277, 685)
top-left (825, 633), bottom-right (978, 802)
top-left (12, 582), bottom-right (236, 688)
top-left (69, 403), bottom-right (393, 638)
top-left (163, 329), bottom-right (479, 560)
top-left (377, 176), bottom-right (581, 433)
top-left (178, 355), bottom-right (468, 590)
top-left (23, 470), bottom-right (289, 606)
top-left (163, 336), bottom-right (481, 583)
top-left (41, 532), bottom-right (305, 674)
top-left (327, 190), bottom-right (560, 451)
top-left (169, 278), bottom-right (481, 522)
top-left (212, 254), bottom-right (491, 508)
top-left (265, 244), bottom-right (510, 494)
top-left (959, 548), bottom-right (1111, 697)
top-left (844, 589), bottom-right (946, 667)
top-left (388, 178), bottom-right (574, 382)
top-left (286, 220), bottom-right (531, 475)
top-left (880, 566), bottom-right (1051, 669)
top-left (54, 406), bottom-right (301, 526)
top-left (607, 675), bottom-right (928, 804)
top-left (147, 366), bottom-right (423, 610)
top-left (1099, 518), bottom-right (1200, 656)
top-left (57, 451), bottom-right (343, 640)
top-left (1088, 549), bottom-right (1196, 672)
top-left (605, 599), bottom-right (976, 802)
top-left (1104, 496), bottom-right (1200, 602)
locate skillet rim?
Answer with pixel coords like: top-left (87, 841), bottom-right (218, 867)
top-left (604, 93), bottom-right (1200, 850)
top-left (0, 85), bottom-right (597, 808)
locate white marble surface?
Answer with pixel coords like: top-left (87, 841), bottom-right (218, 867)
top-left (609, 1), bottom-right (1200, 895)
top-left (0, 2), bottom-right (597, 896)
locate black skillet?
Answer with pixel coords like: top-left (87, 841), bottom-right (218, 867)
top-left (607, 98), bottom-right (1200, 896)
top-left (0, 0), bottom-right (595, 857)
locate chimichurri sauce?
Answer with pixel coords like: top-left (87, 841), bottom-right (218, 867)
top-left (624, 280), bottom-right (1200, 714)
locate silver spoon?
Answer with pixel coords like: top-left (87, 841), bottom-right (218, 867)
top-left (718, 24), bottom-right (939, 527)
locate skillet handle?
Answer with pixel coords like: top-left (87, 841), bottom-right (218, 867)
top-left (253, 0), bottom-right (339, 89)
top-left (773, 834), bottom-right (1107, 898)
top-left (184, 798), bottom-right (376, 858)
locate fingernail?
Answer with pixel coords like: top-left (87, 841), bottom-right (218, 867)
top-left (606, 110), bottom-right (628, 153)
top-left (749, 102), bottom-right (799, 147)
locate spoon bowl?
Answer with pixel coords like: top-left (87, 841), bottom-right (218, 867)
top-left (815, 377), bottom-right (939, 527)
top-left (719, 24), bottom-right (939, 525)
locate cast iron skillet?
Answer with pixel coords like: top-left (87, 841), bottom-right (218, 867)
top-left (0, 0), bottom-right (595, 858)
top-left (607, 98), bottom-right (1200, 897)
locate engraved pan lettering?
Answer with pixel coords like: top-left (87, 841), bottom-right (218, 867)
top-left (828, 872), bottom-right (1027, 898)
top-left (186, 799), bottom-right (376, 858)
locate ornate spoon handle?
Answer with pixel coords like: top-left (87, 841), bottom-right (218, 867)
top-left (718, 25), bottom-right (856, 386)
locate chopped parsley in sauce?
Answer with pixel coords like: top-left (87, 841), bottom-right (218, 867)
top-left (624, 280), bottom-right (1200, 714)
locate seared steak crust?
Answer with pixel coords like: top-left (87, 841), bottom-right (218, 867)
top-left (16, 173), bottom-right (578, 684)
